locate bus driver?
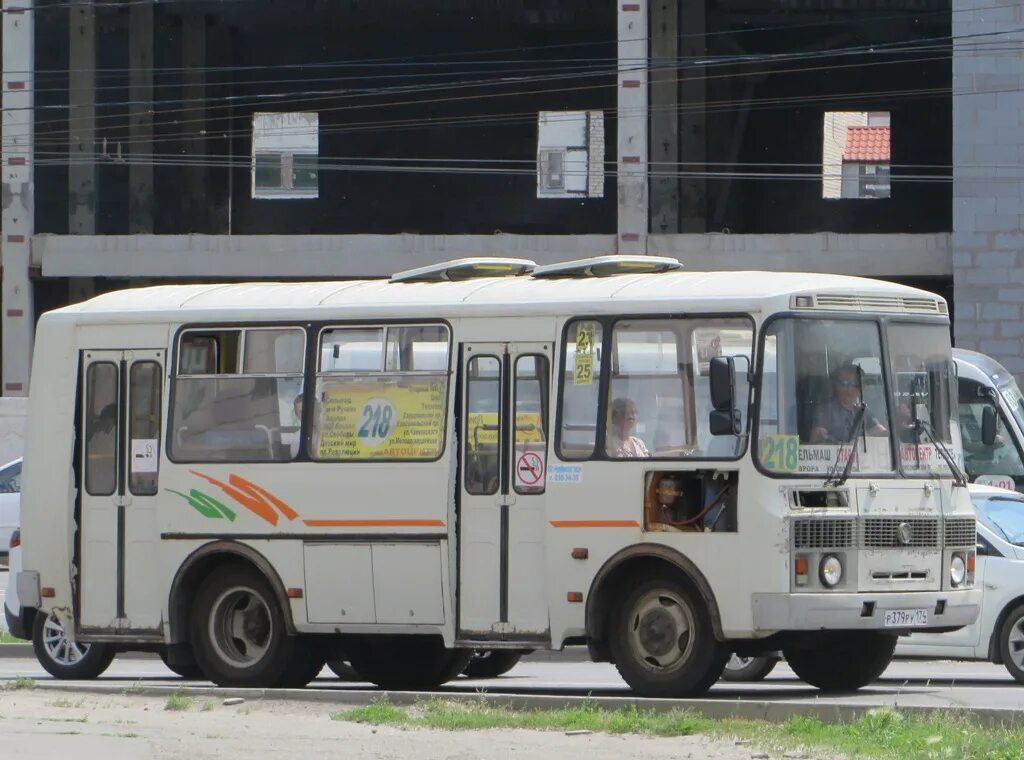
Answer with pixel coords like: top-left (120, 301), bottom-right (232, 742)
top-left (810, 363), bottom-right (887, 444)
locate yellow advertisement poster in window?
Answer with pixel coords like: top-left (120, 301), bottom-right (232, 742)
top-left (466, 412), bottom-right (545, 447)
top-left (574, 322), bottom-right (595, 386)
top-left (315, 377), bottom-right (446, 459)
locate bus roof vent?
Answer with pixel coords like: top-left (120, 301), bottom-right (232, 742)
top-left (793, 293), bottom-right (946, 315)
top-left (390, 257), bottom-right (537, 283)
top-left (531, 255), bottom-right (682, 279)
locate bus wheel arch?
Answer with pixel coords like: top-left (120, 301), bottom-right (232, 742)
top-left (584, 545), bottom-right (724, 664)
top-left (168, 541), bottom-right (296, 645)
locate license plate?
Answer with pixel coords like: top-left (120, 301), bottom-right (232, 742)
top-left (883, 608), bottom-right (929, 627)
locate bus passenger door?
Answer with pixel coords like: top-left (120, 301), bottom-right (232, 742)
top-left (459, 342), bottom-right (551, 640)
top-left (79, 349), bottom-right (165, 634)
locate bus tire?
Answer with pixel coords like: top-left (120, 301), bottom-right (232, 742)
top-left (159, 645), bottom-right (203, 679)
top-left (344, 635), bottom-right (472, 690)
top-left (190, 565), bottom-right (294, 688)
top-left (783, 632), bottom-right (896, 691)
top-left (326, 660), bottom-right (359, 679)
top-left (608, 575), bottom-right (727, 698)
top-left (32, 610), bottom-right (115, 680)
top-left (276, 641), bottom-right (327, 688)
top-left (721, 654), bottom-right (779, 682)
top-left (463, 649), bottom-right (526, 679)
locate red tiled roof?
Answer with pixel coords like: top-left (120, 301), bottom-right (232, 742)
top-left (843, 126), bottom-right (890, 162)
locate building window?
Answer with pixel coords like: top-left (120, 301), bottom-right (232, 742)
top-left (822, 111), bottom-right (890, 200)
top-left (536, 110), bottom-right (604, 199)
top-left (251, 112), bottom-right (319, 200)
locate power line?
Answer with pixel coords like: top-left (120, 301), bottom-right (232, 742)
top-left (12, 53), bottom-right (1001, 151)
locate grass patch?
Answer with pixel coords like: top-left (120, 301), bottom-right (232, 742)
top-left (164, 689), bottom-right (193, 712)
top-left (332, 700), bottom-right (1024, 759)
top-left (4, 677), bottom-right (36, 691)
top-left (201, 700), bottom-right (216, 712)
top-left (0, 630), bottom-right (24, 644)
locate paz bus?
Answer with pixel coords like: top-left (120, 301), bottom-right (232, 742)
top-left (15, 255), bottom-right (980, 696)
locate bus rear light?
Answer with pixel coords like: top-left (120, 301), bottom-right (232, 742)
top-left (571, 548), bottom-right (589, 560)
top-left (41, 587), bottom-right (55, 598)
top-left (8, 528), bottom-right (19, 550)
top-left (794, 556), bottom-right (809, 586)
top-left (286, 587), bottom-right (304, 598)
top-left (566, 592), bottom-right (583, 603)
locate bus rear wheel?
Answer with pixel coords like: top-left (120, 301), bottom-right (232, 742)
top-left (344, 635), bottom-right (472, 690)
top-left (608, 575), bottom-right (727, 698)
top-left (190, 565), bottom-right (295, 688)
top-left (783, 632), bottom-right (896, 691)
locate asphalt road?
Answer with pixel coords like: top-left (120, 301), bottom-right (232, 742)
top-left (1, 652), bottom-right (1024, 715)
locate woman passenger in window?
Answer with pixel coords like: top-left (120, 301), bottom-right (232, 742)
top-left (607, 397), bottom-right (650, 458)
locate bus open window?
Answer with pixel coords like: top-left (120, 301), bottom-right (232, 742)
top-left (643, 470), bottom-right (737, 532)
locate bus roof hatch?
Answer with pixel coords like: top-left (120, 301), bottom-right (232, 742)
top-left (531, 255), bottom-right (682, 279)
top-left (390, 257), bottom-right (537, 283)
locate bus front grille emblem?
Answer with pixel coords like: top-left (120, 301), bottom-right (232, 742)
top-left (896, 522), bottom-right (914, 546)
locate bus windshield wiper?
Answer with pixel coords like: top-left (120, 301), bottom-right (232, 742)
top-left (914, 418), bottom-right (969, 488)
top-left (824, 402), bottom-right (867, 488)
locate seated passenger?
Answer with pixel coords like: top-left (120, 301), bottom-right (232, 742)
top-left (810, 364), bottom-right (887, 443)
top-left (607, 397), bottom-right (650, 458)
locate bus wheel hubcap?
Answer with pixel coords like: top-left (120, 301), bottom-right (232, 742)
top-left (209, 586), bottom-right (272, 667)
top-left (628, 589), bottom-right (695, 670)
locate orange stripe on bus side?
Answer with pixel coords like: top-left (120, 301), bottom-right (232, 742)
top-left (549, 520), bottom-right (640, 528)
top-left (303, 519), bottom-right (446, 528)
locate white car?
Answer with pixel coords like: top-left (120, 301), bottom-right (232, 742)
top-left (4, 525), bottom-right (117, 678)
top-left (895, 484), bottom-right (1024, 682)
top-left (0, 457), bottom-right (21, 556)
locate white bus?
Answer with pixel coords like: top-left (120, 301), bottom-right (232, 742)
top-left (16, 255), bottom-right (980, 696)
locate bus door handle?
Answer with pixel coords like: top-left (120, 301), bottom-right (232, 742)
top-left (499, 493), bottom-right (516, 507)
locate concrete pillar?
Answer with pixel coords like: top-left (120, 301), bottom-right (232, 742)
top-left (649, 0), bottom-right (679, 234)
top-left (129, 0), bottom-right (155, 233)
top-left (617, 1), bottom-right (649, 253)
top-left (1, 0), bottom-right (35, 395)
top-left (69, 0), bottom-right (96, 235)
top-left (678, 0), bottom-right (706, 232)
top-left (182, 13), bottom-right (207, 230)
top-left (951, 0), bottom-right (1024, 378)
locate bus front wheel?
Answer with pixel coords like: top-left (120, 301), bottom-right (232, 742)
top-left (190, 565), bottom-right (295, 688)
top-left (783, 632), bottom-right (896, 691)
top-left (608, 575), bottom-right (727, 698)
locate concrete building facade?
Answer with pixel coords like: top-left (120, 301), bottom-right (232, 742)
top-left (1, 0), bottom-right (1020, 392)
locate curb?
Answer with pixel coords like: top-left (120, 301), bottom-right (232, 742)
top-left (25, 681), bottom-right (1024, 728)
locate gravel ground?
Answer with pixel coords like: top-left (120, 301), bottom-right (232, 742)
top-left (0, 688), bottom-right (844, 760)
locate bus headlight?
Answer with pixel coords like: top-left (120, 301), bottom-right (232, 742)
top-left (819, 554), bottom-right (843, 588)
top-left (950, 553), bottom-right (967, 587)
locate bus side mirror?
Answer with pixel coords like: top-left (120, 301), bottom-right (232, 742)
top-left (709, 356), bottom-right (741, 436)
top-left (982, 405), bottom-right (997, 446)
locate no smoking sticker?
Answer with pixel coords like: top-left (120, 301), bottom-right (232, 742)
top-left (515, 451), bottom-right (545, 489)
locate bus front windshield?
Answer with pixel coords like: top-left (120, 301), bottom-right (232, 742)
top-left (757, 318), bottom-right (959, 478)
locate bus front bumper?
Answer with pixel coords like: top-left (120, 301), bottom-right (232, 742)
top-left (751, 589), bottom-right (981, 632)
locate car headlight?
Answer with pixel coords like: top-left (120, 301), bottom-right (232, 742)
top-left (950, 553), bottom-right (967, 587)
top-left (819, 554), bottom-right (843, 588)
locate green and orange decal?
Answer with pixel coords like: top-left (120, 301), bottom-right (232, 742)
top-left (168, 471), bottom-right (444, 529)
